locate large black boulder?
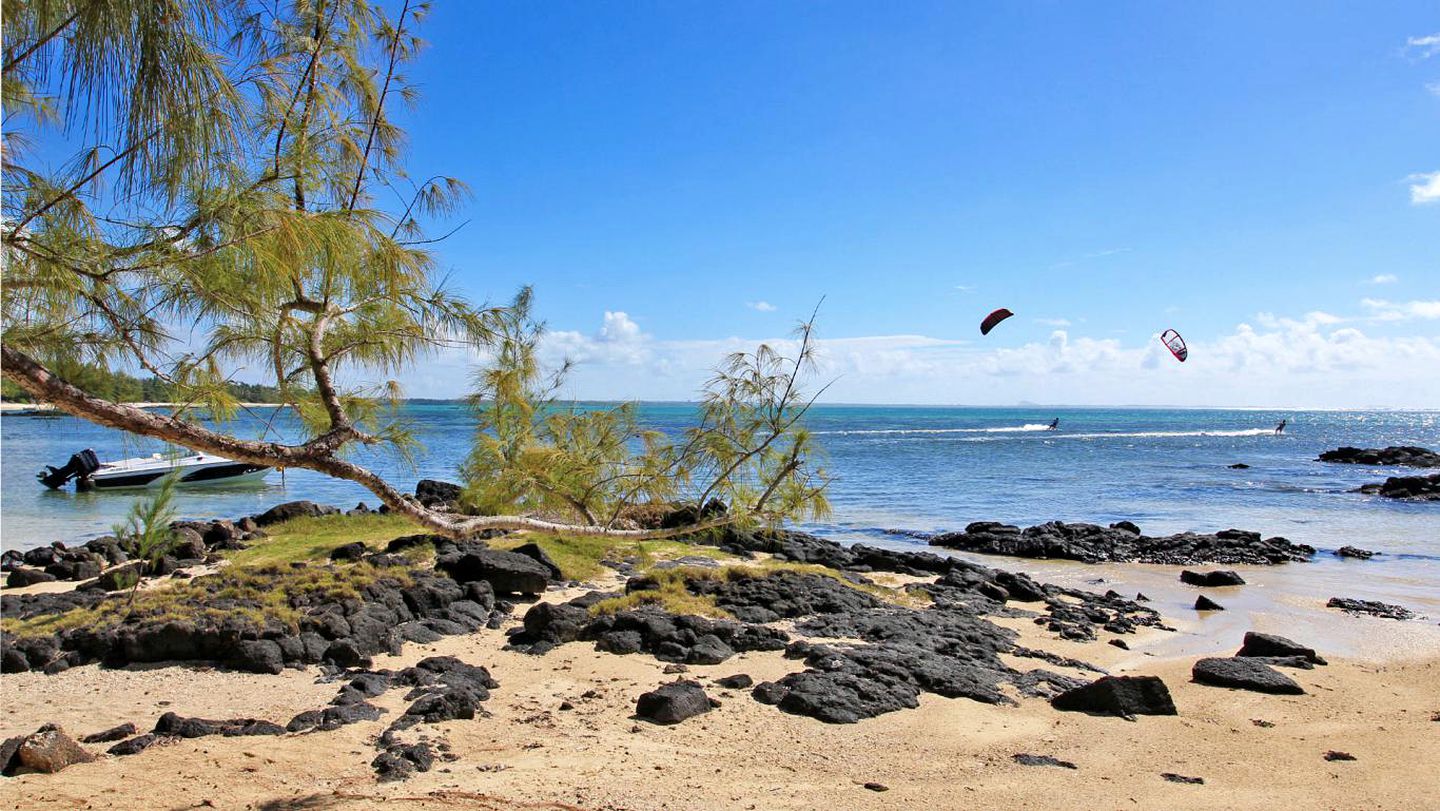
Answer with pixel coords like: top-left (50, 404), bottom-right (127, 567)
top-left (6, 568), bottom-right (58, 587)
top-left (1194, 595), bottom-right (1226, 611)
top-left (436, 548), bottom-right (550, 595)
top-left (1356, 473), bottom-right (1440, 502)
top-left (415, 479), bottom-right (462, 507)
top-left (635, 680), bottom-right (714, 724)
top-left (929, 520), bottom-right (1313, 566)
top-left (509, 542), bottom-right (564, 580)
top-left (252, 500), bottom-right (339, 527)
top-left (1236, 632), bottom-right (1326, 665)
top-left (1191, 657), bottom-right (1304, 694)
top-left (1050, 675), bottom-right (1178, 718)
top-left (1180, 570), bottom-right (1246, 587)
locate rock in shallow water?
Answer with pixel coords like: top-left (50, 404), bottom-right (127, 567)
top-left (1318, 446), bottom-right (1440, 467)
top-left (929, 521), bottom-right (1313, 565)
top-left (1191, 657), bottom-right (1304, 694)
top-left (1180, 570), bottom-right (1246, 587)
top-left (1326, 597), bottom-right (1417, 621)
top-left (1194, 595), bottom-right (1225, 611)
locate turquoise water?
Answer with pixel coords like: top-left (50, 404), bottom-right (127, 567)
top-left (3, 405), bottom-right (1438, 607)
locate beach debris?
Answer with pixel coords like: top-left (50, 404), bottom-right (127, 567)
top-left (979, 308), bottom-right (1014, 335)
top-left (1013, 753), bottom-right (1078, 769)
top-left (635, 680), bottom-right (716, 725)
top-left (1161, 773), bottom-right (1204, 785)
top-left (1235, 632), bottom-right (1326, 665)
top-left (715, 674), bottom-right (754, 689)
top-left (1251, 718), bottom-right (1275, 728)
top-left (1323, 751), bottom-right (1357, 762)
top-left (106, 734), bottom-right (162, 757)
top-left (929, 521), bottom-right (1314, 566)
top-left (1333, 546), bottom-right (1376, 560)
top-left (863, 782), bottom-right (890, 792)
top-left (1191, 658), bottom-right (1304, 695)
top-left (1317, 446), bottom-right (1440, 467)
top-left (1193, 595), bottom-right (1225, 611)
top-left (153, 712), bottom-right (285, 739)
top-left (1050, 675), bottom-right (1178, 718)
top-left (79, 723), bottom-right (137, 744)
top-left (1326, 597), bottom-right (1417, 621)
top-left (1180, 570), bottom-right (1246, 587)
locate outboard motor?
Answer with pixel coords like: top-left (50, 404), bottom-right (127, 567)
top-left (38, 449), bottom-right (101, 490)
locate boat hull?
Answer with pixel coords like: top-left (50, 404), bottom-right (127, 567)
top-left (90, 462), bottom-right (271, 490)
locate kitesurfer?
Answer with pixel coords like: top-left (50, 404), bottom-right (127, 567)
top-left (1048, 418), bottom-right (1060, 431)
top-left (1274, 419), bottom-right (1287, 435)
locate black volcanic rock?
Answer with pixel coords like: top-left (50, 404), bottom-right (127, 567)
top-left (1180, 570), bottom-right (1246, 587)
top-left (1192, 657), bottom-right (1304, 694)
top-left (929, 521), bottom-right (1313, 565)
top-left (1236, 632), bottom-right (1326, 665)
top-left (415, 479), bottom-right (462, 507)
top-left (1334, 546), bottom-right (1376, 560)
top-left (1194, 595), bottom-right (1225, 611)
top-left (1356, 474), bottom-right (1440, 501)
top-left (1051, 675), bottom-right (1178, 718)
top-left (1318, 446), bottom-right (1440, 467)
top-left (1326, 597), bottom-right (1417, 620)
top-left (436, 548), bottom-right (550, 595)
top-left (635, 680), bottom-right (714, 724)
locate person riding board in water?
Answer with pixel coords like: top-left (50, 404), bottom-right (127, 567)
top-left (1275, 419), bottom-right (1287, 435)
top-left (1048, 418), bottom-right (1060, 431)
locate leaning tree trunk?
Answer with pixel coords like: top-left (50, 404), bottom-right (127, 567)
top-left (1, 345), bottom-right (673, 539)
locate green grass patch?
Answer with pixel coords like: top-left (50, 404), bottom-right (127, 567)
top-left (225, 513), bottom-right (422, 567)
top-left (3, 562), bottom-right (411, 640)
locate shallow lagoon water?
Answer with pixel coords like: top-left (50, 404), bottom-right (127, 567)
top-left (3, 404), bottom-right (1437, 635)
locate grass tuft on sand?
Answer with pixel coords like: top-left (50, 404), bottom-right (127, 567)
top-left (225, 513), bottom-right (422, 566)
top-left (4, 562), bottom-right (410, 640)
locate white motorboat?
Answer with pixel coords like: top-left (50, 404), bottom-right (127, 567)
top-left (38, 448), bottom-right (270, 490)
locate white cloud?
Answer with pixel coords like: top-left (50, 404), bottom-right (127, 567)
top-left (1368, 274), bottom-right (1398, 285)
top-left (1406, 33), bottom-right (1440, 59)
top-left (1429, 82), bottom-right (1440, 97)
top-left (1408, 171), bottom-right (1440, 204)
top-left (746, 300), bottom-right (777, 312)
top-left (1033, 317), bottom-right (1072, 327)
top-left (953, 285), bottom-right (974, 292)
top-left (1361, 298), bottom-right (1440, 321)
top-left (392, 305), bottom-right (1440, 407)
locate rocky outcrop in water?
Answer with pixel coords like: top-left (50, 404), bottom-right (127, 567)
top-left (928, 521), bottom-right (1313, 565)
top-left (1318, 446), bottom-right (1440, 467)
top-left (1356, 474), bottom-right (1440, 502)
top-left (1326, 597), bottom-right (1417, 621)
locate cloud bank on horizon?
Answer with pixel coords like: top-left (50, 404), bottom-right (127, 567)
top-left (395, 299), bottom-right (1440, 409)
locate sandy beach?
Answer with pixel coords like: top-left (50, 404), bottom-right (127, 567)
top-left (4, 562), bottom-right (1437, 811)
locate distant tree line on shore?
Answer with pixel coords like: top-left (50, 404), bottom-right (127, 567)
top-left (0, 361), bottom-right (291, 405)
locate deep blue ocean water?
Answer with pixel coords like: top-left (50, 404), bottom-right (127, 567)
top-left (4, 404), bottom-right (1438, 630)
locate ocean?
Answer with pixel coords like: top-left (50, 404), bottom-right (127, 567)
top-left (4, 404), bottom-right (1438, 652)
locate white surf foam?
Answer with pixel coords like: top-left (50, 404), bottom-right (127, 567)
top-left (816, 424), bottom-right (1054, 436)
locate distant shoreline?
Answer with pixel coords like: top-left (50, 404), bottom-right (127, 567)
top-left (0, 402), bottom-right (288, 414)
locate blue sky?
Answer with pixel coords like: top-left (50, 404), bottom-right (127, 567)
top-left (386, 2), bottom-right (1438, 406)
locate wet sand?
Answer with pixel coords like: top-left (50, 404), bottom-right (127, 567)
top-left (3, 572), bottom-right (1438, 810)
